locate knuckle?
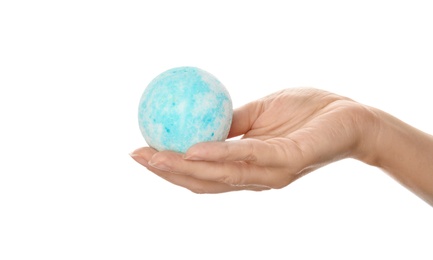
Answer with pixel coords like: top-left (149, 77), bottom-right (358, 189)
top-left (270, 182), bottom-right (288, 189)
top-left (244, 140), bottom-right (258, 161)
top-left (219, 163), bottom-right (247, 186)
top-left (222, 143), bottom-right (231, 161)
top-left (219, 173), bottom-right (235, 185)
top-left (189, 185), bottom-right (208, 194)
top-left (268, 171), bottom-right (294, 189)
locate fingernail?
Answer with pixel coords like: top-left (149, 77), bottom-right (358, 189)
top-left (130, 153), bottom-right (148, 166)
top-left (148, 160), bottom-right (171, 172)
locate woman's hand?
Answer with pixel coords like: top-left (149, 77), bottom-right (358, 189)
top-left (130, 87), bottom-right (379, 194)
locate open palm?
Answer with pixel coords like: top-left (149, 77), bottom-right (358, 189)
top-left (131, 87), bottom-right (377, 193)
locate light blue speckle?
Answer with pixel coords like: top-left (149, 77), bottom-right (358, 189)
top-left (138, 66), bottom-right (233, 153)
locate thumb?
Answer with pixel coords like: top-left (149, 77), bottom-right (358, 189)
top-left (228, 101), bottom-right (262, 138)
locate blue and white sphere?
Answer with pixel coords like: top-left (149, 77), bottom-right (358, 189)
top-left (138, 67), bottom-right (233, 153)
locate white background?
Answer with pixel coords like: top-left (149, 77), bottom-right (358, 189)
top-left (1, 0), bottom-right (432, 259)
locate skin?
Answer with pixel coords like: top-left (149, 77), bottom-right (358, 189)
top-left (130, 87), bottom-right (433, 206)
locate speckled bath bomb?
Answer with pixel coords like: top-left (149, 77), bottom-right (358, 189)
top-left (138, 67), bottom-right (233, 153)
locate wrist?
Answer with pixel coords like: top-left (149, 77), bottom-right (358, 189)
top-left (350, 105), bottom-right (384, 166)
top-left (354, 106), bottom-right (433, 206)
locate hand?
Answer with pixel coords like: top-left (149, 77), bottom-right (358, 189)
top-left (130, 87), bottom-right (379, 193)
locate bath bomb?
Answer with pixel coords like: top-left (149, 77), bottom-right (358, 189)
top-left (138, 66), bottom-right (233, 153)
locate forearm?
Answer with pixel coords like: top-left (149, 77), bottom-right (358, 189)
top-left (359, 107), bottom-right (433, 206)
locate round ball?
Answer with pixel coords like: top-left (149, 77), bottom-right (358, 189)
top-left (138, 67), bottom-right (233, 153)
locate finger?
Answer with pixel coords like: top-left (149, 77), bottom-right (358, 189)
top-left (184, 138), bottom-right (288, 166)
top-left (130, 146), bottom-right (158, 167)
top-left (130, 147), bottom-right (269, 193)
top-left (130, 149), bottom-right (269, 193)
top-left (148, 150), bottom-right (291, 189)
top-left (228, 101), bottom-right (262, 138)
top-left (147, 168), bottom-right (270, 194)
